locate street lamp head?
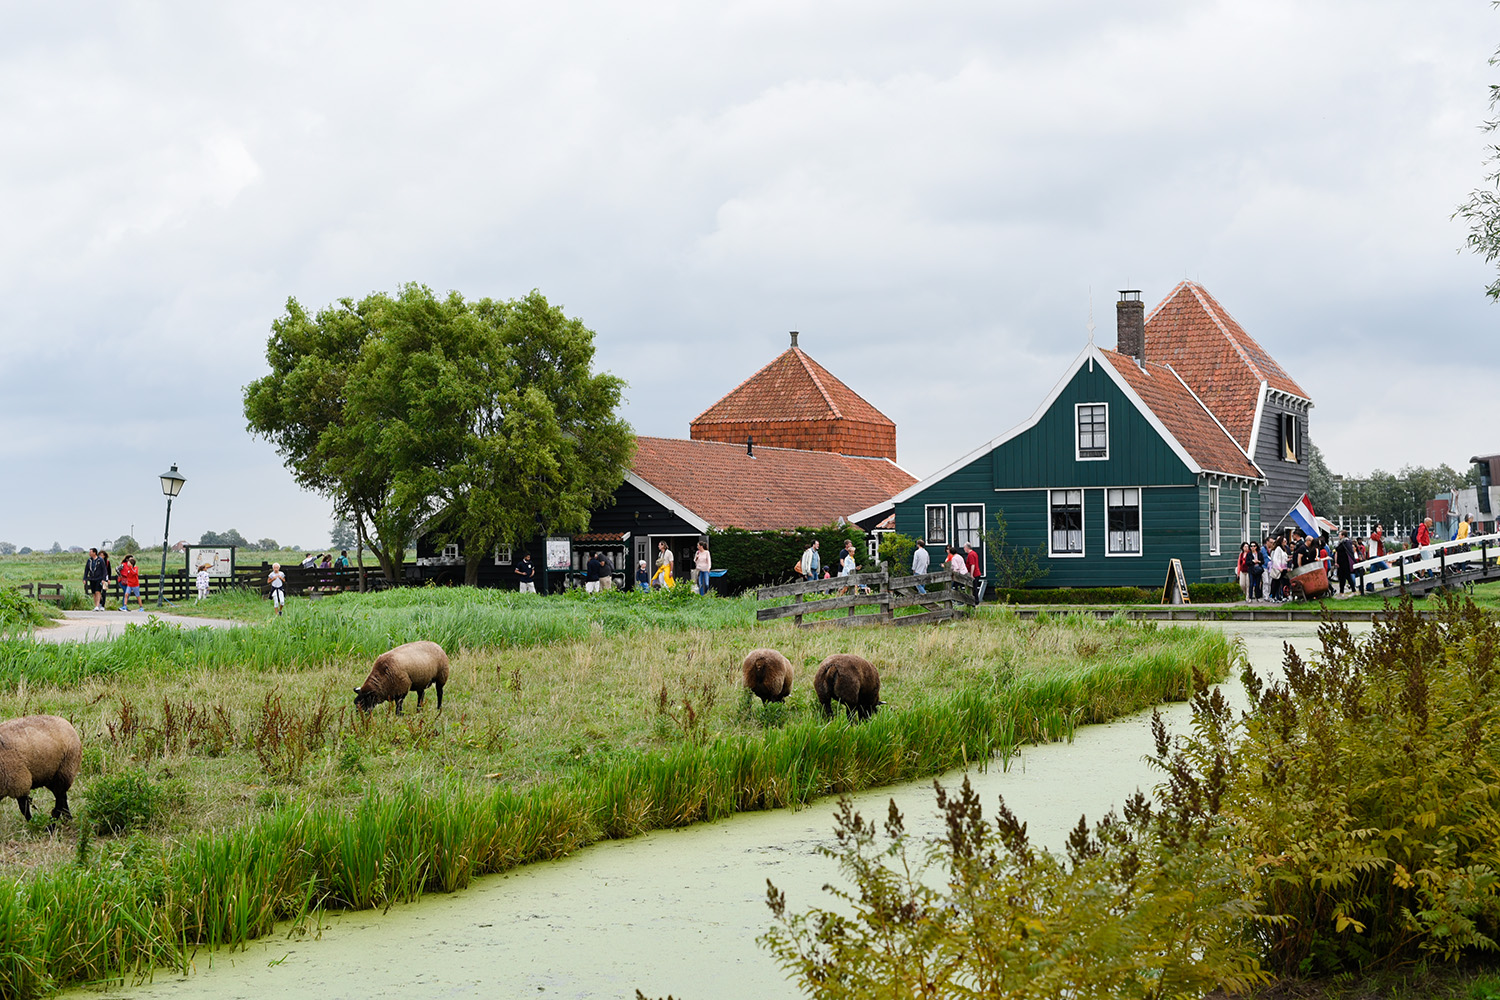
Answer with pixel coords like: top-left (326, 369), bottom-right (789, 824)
top-left (159, 464), bottom-right (186, 498)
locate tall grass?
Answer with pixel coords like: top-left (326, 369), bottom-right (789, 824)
top-left (0, 626), bottom-right (1233, 997)
top-left (0, 587), bottom-right (764, 691)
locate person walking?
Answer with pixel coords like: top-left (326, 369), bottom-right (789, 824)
top-left (268, 562), bottom-right (287, 616)
top-left (693, 541), bottom-right (712, 596)
top-left (963, 543), bottom-right (980, 582)
top-left (515, 553), bottom-right (537, 593)
top-left (195, 562), bottom-right (212, 601)
top-left (799, 540), bottom-right (820, 581)
top-left (118, 555), bottom-right (145, 611)
top-left (635, 560), bottom-right (650, 592)
top-left (1369, 523), bottom-right (1385, 559)
top-left (651, 540), bottom-right (675, 589)
top-left (83, 548), bottom-right (106, 611)
top-left (1334, 530), bottom-right (1357, 596)
top-left (335, 550), bottom-right (351, 568)
top-left (911, 539), bottom-right (929, 594)
top-left (1237, 542), bottom-right (1253, 601)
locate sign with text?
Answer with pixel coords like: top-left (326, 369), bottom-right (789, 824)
top-left (545, 537), bottom-right (572, 571)
top-left (1160, 558), bottom-right (1189, 605)
top-left (186, 546), bottom-right (236, 578)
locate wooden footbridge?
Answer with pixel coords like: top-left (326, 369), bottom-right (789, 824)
top-left (1349, 530), bottom-right (1500, 598)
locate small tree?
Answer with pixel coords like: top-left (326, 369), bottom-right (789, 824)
top-left (48, 542), bottom-right (61, 554)
top-left (984, 510), bottom-right (1049, 590)
top-left (111, 535), bottom-right (139, 556)
top-left (0, 541), bottom-right (14, 556)
top-left (329, 517), bottom-right (356, 550)
top-left (256, 538), bottom-right (279, 551)
top-left (876, 531), bottom-right (917, 573)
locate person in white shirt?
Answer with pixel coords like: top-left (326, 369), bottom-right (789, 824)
top-left (911, 539), bottom-right (930, 594)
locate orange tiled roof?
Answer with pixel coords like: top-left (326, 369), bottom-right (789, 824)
top-left (690, 346), bottom-right (897, 459)
top-left (1099, 349), bottom-right (1261, 480)
top-left (631, 436), bottom-right (916, 531)
top-left (1143, 282), bottom-right (1310, 448)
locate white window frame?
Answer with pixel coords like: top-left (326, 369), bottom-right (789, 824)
top-left (1075, 402), bottom-right (1109, 461)
top-left (953, 503), bottom-right (986, 576)
top-left (1240, 488), bottom-right (1251, 545)
top-left (493, 544), bottom-right (513, 565)
top-left (1208, 485), bottom-right (1221, 556)
top-left (1048, 489), bottom-right (1085, 558)
top-left (1281, 413), bottom-right (1301, 464)
top-left (1105, 487), bottom-right (1142, 557)
top-left (441, 542), bottom-right (460, 562)
top-left (925, 504), bottom-right (949, 546)
top-left (1260, 522), bottom-right (1270, 541)
top-left (867, 531), bottom-right (884, 561)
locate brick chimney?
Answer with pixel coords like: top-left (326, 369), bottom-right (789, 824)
top-left (1116, 290), bottom-right (1144, 361)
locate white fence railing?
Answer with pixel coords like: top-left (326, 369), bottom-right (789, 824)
top-left (1349, 531), bottom-right (1500, 594)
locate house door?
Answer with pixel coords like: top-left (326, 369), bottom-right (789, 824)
top-left (953, 504), bottom-right (985, 576)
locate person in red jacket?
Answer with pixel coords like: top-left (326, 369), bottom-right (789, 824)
top-left (118, 555), bottom-right (145, 611)
top-left (963, 543), bottom-right (980, 582)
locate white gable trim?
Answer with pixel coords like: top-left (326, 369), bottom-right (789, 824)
top-left (625, 471), bottom-right (711, 534)
top-left (1163, 366), bottom-right (1265, 483)
top-left (1246, 381), bottom-right (1269, 460)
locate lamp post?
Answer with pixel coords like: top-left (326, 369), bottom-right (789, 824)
top-left (157, 464), bottom-right (186, 608)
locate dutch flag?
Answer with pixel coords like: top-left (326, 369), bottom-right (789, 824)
top-left (1287, 493), bottom-right (1319, 539)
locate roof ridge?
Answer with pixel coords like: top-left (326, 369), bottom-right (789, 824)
top-left (1186, 283), bottom-right (1264, 383)
top-left (688, 348), bottom-right (819, 424)
top-left (793, 348), bottom-right (844, 419)
top-left (1162, 362), bottom-right (1265, 479)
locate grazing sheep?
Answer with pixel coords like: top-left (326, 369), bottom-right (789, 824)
top-left (742, 648), bottom-right (794, 703)
top-left (0, 715), bottom-right (81, 822)
top-left (813, 654), bottom-right (882, 721)
top-left (354, 640), bottom-right (450, 714)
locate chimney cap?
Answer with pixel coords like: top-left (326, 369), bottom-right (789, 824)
top-left (789, 331), bottom-right (799, 348)
top-left (1118, 290), bottom-right (1141, 302)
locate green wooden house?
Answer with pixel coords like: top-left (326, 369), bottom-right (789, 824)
top-left (857, 299), bottom-right (1265, 588)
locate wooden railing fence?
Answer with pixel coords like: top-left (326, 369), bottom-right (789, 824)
top-left (755, 567), bottom-right (976, 629)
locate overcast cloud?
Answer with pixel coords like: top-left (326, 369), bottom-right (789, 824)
top-left (1, 0), bottom-right (1495, 551)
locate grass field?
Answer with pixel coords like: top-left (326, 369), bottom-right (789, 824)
top-left (0, 587), bottom-right (1234, 995)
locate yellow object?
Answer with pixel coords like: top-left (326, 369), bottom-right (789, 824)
top-left (651, 563), bottom-right (674, 589)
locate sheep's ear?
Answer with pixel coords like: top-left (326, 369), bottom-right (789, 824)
top-left (353, 688), bottom-right (362, 695)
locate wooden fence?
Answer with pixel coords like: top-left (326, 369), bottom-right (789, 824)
top-left (755, 567), bottom-right (976, 629)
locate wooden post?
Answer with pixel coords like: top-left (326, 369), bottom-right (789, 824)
top-left (794, 590), bottom-right (803, 628)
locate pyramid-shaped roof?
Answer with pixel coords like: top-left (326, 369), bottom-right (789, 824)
top-left (690, 339), bottom-right (897, 460)
top-left (1143, 282), bottom-right (1310, 448)
top-left (693, 344), bottom-right (894, 428)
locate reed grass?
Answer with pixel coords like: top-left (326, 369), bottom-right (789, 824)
top-left (0, 593), bottom-right (1236, 997)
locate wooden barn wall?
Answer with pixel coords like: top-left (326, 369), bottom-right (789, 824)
top-left (1253, 401), bottom-right (1310, 533)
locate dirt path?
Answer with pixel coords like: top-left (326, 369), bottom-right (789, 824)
top-left (31, 608), bottom-right (242, 643)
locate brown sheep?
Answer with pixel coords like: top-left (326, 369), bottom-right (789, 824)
top-left (0, 715), bottom-right (81, 822)
top-left (354, 640), bottom-right (450, 714)
top-left (813, 654), bottom-right (882, 721)
top-left (742, 648), bottom-right (794, 703)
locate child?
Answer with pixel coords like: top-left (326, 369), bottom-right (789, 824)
top-left (636, 559), bottom-right (650, 592)
top-left (268, 562), bottom-right (287, 616)
top-left (196, 562), bottom-right (212, 602)
top-left (119, 555), bottom-right (145, 611)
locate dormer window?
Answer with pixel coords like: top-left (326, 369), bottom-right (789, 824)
top-left (1280, 413), bottom-right (1301, 464)
top-left (1076, 403), bottom-right (1108, 460)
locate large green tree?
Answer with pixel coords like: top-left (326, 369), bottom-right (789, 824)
top-left (244, 285), bottom-right (633, 586)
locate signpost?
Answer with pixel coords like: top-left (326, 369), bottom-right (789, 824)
top-left (1161, 558), bottom-right (1190, 605)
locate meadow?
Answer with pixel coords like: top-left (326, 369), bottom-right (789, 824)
top-left (0, 586), bottom-right (1234, 995)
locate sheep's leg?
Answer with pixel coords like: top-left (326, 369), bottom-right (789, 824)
top-left (16, 795), bottom-right (32, 822)
top-left (416, 687), bottom-right (425, 709)
top-left (51, 788), bottom-right (70, 821)
top-left (435, 680), bottom-right (444, 710)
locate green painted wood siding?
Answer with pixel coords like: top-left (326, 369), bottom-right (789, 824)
top-left (989, 361), bottom-right (1196, 489)
top-left (893, 358), bottom-right (1261, 588)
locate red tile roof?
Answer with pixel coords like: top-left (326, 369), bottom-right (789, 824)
top-left (631, 436), bottom-right (916, 531)
top-left (690, 346), bottom-right (897, 460)
top-left (1143, 282), bottom-right (1310, 448)
top-left (1099, 349), bottom-right (1261, 480)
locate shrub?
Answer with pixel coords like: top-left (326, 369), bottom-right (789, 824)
top-left (0, 591), bottom-right (52, 635)
top-left (1186, 594), bottom-right (1500, 975)
top-left (85, 771), bottom-right (165, 835)
top-left (707, 524), bottom-right (870, 594)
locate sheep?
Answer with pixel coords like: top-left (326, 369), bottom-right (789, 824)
top-left (813, 654), bottom-right (882, 721)
top-left (0, 715), bottom-right (81, 822)
top-left (742, 648), bottom-right (794, 703)
top-left (354, 640), bottom-right (450, 714)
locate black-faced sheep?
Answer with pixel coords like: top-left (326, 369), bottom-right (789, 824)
top-left (813, 654), bottom-right (882, 721)
top-left (742, 648), bottom-right (794, 703)
top-left (0, 715), bottom-right (81, 821)
top-left (354, 640), bottom-right (450, 714)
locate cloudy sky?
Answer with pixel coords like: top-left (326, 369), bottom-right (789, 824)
top-left (2, 0), bottom-right (1496, 552)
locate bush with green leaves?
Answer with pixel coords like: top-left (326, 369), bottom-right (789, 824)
top-left (1201, 595), bottom-right (1500, 975)
top-left (706, 524), bottom-right (869, 594)
top-left (85, 770), bottom-right (166, 835)
top-left (0, 590), bottom-right (52, 635)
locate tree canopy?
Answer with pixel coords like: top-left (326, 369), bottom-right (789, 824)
top-left (244, 285), bottom-right (634, 584)
top-left (1458, 23), bottom-right (1500, 300)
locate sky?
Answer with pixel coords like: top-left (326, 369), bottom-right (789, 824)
top-left (2, 0), bottom-right (1497, 552)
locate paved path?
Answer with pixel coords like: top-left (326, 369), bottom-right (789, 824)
top-left (29, 608), bottom-right (243, 643)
